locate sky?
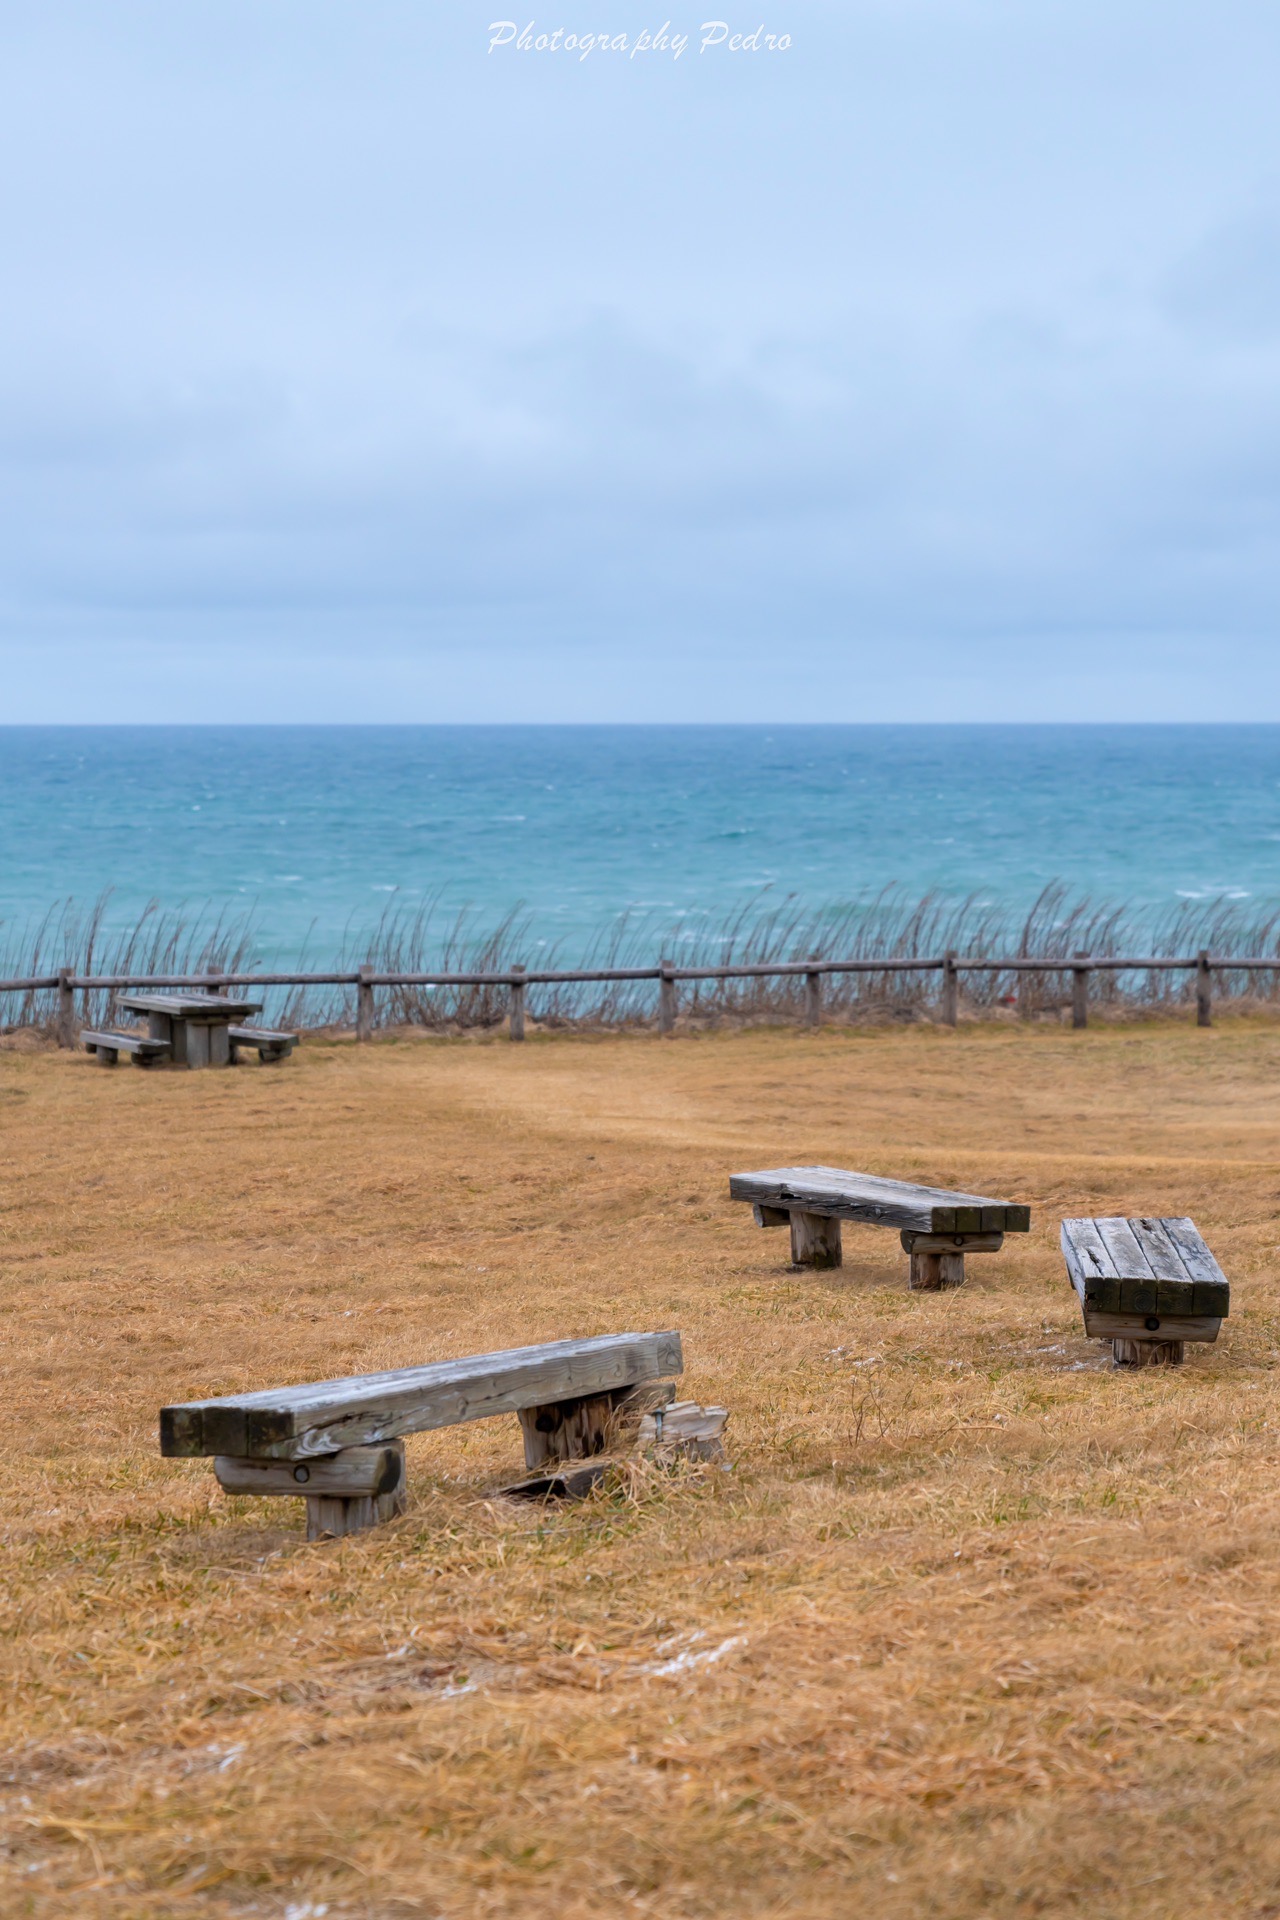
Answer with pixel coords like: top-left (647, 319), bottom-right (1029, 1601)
top-left (1, 0), bottom-right (1279, 721)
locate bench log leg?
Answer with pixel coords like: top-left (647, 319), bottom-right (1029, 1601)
top-left (185, 1023), bottom-right (211, 1069)
top-left (518, 1391), bottom-right (615, 1470)
top-left (909, 1250), bottom-right (965, 1291)
top-left (305, 1488), bottom-right (406, 1541)
top-left (789, 1210), bottom-right (842, 1269)
top-left (208, 1024), bottom-right (231, 1068)
top-left (901, 1231), bottom-right (1002, 1292)
top-left (1112, 1338), bottom-right (1185, 1368)
top-left (95, 1047), bottom-right (118, 1068)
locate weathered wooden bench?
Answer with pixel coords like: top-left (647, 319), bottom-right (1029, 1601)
top-left (161, 1329), bottom-right (683, 1539)
top-left (730, 1165), bottom-right (1031, 1289)
top-left (81, 1029), bottom-right (171, 1068)
top-left (228, 1024), bottom-right (299, 1064)
top-left (1060, 1216), bottom-right (1229, 1367)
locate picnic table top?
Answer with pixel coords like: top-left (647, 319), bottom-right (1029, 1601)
top-left (729, 1165), bottom-right (1031, 1235)
top-left (117, 992), bottom-right (263, 1018)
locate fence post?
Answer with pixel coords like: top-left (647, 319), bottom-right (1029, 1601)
top-left (56, 966), bottom-right (76, 1048)
top-left (357, 965), bottom-right (375, 1043)
top-left (804, 956), bottom-right (822, 1029)
top-left (658, 961), bottom-right (676, 1035)
top-left (1196, 950), bottom-right (1212, 1028)
top-left (1072, 952), bottom-right (1089, 1030)
top-left (941, 950), bottom-right (958, 1027)
top-left (509, 966), bottom-right (526, 1041)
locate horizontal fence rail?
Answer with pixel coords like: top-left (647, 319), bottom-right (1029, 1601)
top-left (3, 947), bottom-right (1280, 1045)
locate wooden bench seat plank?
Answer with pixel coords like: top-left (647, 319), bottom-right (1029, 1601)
top-left (161, 1329), bottom-right (683, 1460)
top-left (81, 1029), bottom-right (170, 1055)
top-left (1160, 1216), bottom-right (1229, 1291)
top-left (1092, 1217), bottom-right (1153, 1281)
top-left (228, 1025), bottom-right (297, 1046)
top-left (729, 1166), bottom-right (1030, 1235)
top-left (1126, 1217), bottom-right (1192, 1286)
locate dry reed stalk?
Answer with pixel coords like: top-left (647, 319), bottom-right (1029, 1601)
top-left (2, 1023), bottom-right (1280, 1915)
top-left (7, 883), bottom-right (1280, 1039)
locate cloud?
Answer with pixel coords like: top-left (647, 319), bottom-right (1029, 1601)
top-left (0, 1), bottom-right (1278, 716)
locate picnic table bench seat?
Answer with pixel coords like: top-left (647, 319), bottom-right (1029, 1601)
top-left (228, 1024), bottom-right (299, 1064)
top-left (81, 1029), bottom-right (171, 1068)
top-left (161, 1329), bottom-right (684, 1539)
top-left (730, 1165), bottom-right (1030, 1290)
top-left (1060, 1216), bottom-right (1229, 1367)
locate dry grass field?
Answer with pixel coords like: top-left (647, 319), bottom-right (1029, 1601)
top-left (4, 1018), bottom-right (1280, 1919)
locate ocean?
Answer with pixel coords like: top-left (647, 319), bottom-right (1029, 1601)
top-left (2, 725), bottom-right (1279, 967)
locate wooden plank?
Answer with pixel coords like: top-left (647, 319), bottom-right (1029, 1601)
top-left (1126, 1218), bottom-right (1191, 1285)
top-left (118, 992), bottom-right (262, 1017)
top-left (228, 1026), bottom-right (298, 1045)
top-left (215, 1443), bottom-right (405, 1498)
top-left (1060, 1218), bottom-right (1123, 1312)
top-left (499, 1460), bottom-right (613, 1502)
top-left (1062, 1217), bottom-right (1229, 1320)
top-left (1083, 1309), bottom-right (1221, 1345)
top-left (639, 1400), bottom-right (729, 1461)
top-left (1160, 1217), bottom-right (1229, 1290)
top-left (729, 1167), bottom-right (1029, 1235)
top-left (1093, 1217), bottom-right (1154, 1279)
top-left (900, 1231), bottom-right (1003, 1253)
top-left (80, 1030), bottom-right (169, 1056)
top-left (160, 1329), bottom-right (684, 1460)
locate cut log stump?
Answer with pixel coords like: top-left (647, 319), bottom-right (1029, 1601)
top-left (790, 1209), bottom-right (842, 1269)
top-left (908, 1249), bottom-right (966, 1290)
top-left (1112, 1338), bottom-right (1185, 1368)
top-left (306, 1488), bottom-right (407, 1541)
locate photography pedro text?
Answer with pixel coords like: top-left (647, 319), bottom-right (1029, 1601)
top-left (488, 20), bottom-right (792, 59)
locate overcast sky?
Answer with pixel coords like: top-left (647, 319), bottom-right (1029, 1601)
top-left (2, 1), bottom-right (1279, 721)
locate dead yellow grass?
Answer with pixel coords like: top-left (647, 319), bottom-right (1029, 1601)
top-left (3, 1020), bottom-right (1280, 1919)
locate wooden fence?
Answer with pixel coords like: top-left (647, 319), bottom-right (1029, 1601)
top-left (1, 949), bottom-right (1277, 1045)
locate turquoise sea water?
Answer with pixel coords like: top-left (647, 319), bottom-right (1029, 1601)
top-left (2, 726), bottom-right (1279, 967)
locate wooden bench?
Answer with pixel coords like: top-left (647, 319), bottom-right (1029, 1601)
top-left (161, 1329), bottom-right (683, 1539)
top-left (81, 1029), bottom-right (171, 1069)
top-left (730, 1165), bottom-right (1031, 1290)
top-left (228, 1025), bottom-right (299, 1064)
top-left (1060, 1216), bottom-right (1229, 1367)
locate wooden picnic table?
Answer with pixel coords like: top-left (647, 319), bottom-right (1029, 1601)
top-left (116, 991), bottom-right (264, 1069)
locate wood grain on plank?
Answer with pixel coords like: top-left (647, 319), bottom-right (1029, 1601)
top-left (214, 1443), bottom-right (405, 1498)
top-left (1061, 1217), bottom-right (1229, 1320)
top-left (160, 1330), bottom-right (684, 1460)
top-left (729, 1166), bottom-right (1030, 1235)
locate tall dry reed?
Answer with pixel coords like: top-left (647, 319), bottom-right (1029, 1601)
top-left (4, 883), bottom-right (1280, 1034)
